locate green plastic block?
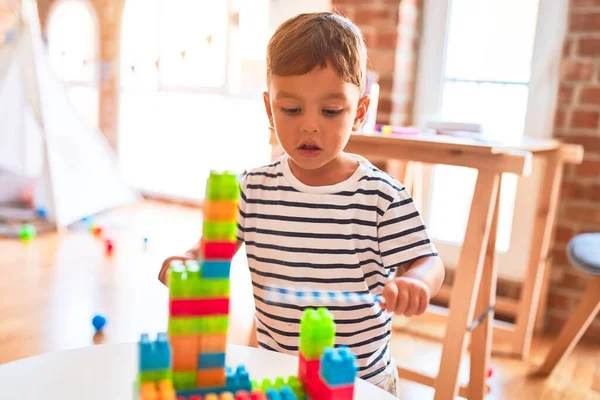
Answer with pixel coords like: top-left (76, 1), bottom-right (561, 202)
top-left (168, 260), bottom-right (229, 299)
top-left (206, 171), bottom-right (239, 202)
top-left (139, 369), bottom-right (172, 383)
top-left (173, 371), bottom-right (197, 391)
top-left (255, 376), bottom-right (305, 400)
top-left (299, 307), bottom-right (335, 360)
top-left (202, 221), bottom-right (237, 241)
top-left (169, 315), bottom-right (229, 335)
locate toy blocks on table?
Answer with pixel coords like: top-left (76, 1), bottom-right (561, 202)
top-left (140, 333), bottom-right (171, 373)
top-left (299, 308), bottom-right (335, 360)
top-left (198, 352), bottom-right (226, 369)
top-left (319, 347), bottom-right (357, 387)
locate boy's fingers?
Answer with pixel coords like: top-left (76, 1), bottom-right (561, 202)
top-left (405, 289), bottom-right (420, 317)
top-left (395, 286), bottom-right (409, 315)
top-left (381, 282), bottom-right (398, 313)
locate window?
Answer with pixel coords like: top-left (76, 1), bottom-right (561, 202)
top-left (414, 0), bottom-right (566, 280)
top-left (46, 0), bottom-right (99, 127)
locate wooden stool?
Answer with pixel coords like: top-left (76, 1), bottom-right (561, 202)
top-left (537, 233), bottom-right (600, 376)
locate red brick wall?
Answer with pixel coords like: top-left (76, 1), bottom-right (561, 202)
top-left (547, 0), bottom-right (600, 340)
top-left (37, 0), bottom-right (123, 150)
top-left (332, 0), bottom-right (422, 126)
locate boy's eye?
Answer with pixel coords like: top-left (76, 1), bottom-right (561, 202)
top-left (281, 107), bottom-right (301, 115)
top-left (323, 109), bottom-right (342, 116)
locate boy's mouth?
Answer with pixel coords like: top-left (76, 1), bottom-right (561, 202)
top-left (297, 142), bottom-right (322, 157)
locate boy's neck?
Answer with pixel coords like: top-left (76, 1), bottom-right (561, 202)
top-left (288, 153), bottom-right (359, 187)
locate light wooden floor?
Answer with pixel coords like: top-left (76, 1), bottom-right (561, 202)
top-left (0, 200), bottom-right (598, 399)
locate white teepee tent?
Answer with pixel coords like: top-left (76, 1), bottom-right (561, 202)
top-left (0, 0), bottom-right (140, 228)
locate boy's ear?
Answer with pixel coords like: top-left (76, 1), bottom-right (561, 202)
top-left (352, 95), bottom-right (371, 132)
top-left (263, 91), bottom-right (275, 129)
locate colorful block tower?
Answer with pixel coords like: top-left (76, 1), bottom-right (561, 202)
top-left (135, 171), bottom-right (358, 400)
top-left (298, 308), bottom-right (358, 400)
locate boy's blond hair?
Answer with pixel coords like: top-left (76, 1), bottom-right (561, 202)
top-left (266, 12), bottom-right (368, 93)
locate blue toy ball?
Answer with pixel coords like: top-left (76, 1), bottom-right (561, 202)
top-left (36, 207), bottom-right (47, 218)
top-left (92, 314), bottom-right (106, 331)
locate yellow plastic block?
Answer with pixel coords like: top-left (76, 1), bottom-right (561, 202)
top-left (220, 392), bottom-right (235, 400)
top-left (139, 379), bottom-right (176, 400)
top-left (198, 333), bottom-right (227, 353)
top-left (196, 368), bottom-right (226, 388)
top-left (204, 394), bottom-right (219, 400)
top-left (203, 200), bottom-right (238, 222)
top-left (170, 335), bottom-right (198, 372)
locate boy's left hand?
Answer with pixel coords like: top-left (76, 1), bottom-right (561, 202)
top-left (380, 277), bottom-right (431, 317)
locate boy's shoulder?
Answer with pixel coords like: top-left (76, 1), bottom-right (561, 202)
top-left (240, 158), bottom-right (284, 184)
top-left (354, 156), bottom-right (405, 194)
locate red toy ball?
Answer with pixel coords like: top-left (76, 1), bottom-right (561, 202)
top-left (105, 239), bottom-right (114, 255)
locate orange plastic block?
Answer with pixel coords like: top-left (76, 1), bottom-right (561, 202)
top-left (198, 333), bottom-right (227, 353)
top-left (196, 368), bottom-right (226, 388)
top-left (170, 334), bottom-right (198, 371)
top-left (139, 379), bottom-right (176, 400)
top-left (203, 201), bottom-right (238, 221)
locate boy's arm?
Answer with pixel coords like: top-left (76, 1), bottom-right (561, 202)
top-left (158, 240), bottom-right (244, 286)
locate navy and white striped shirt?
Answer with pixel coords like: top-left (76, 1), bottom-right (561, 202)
top-left (236, 153), bottom-right (437, 386)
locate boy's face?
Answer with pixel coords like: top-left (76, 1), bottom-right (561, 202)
top-left (264, 64), bottom-right (370, 172)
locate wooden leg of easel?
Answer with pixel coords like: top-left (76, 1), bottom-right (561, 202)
top-left (513, 151), bottom-right (563, 358)
top-left (468, 183), bottom-right (500, 400)
top-left (433, 171), bottom-right (501, 400)
top-left (537, 276), bottom-right (600, 376)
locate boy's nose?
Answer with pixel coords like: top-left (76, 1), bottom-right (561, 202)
top-left (301, 127), bottom-right (318, 133)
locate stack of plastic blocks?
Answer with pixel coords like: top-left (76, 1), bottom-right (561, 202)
top-left (200, 170), bottom-right (240, 261)
top-left (297, 308), bottom-right (358, 400)
top-left (136, 333), bottom-right (175, 399)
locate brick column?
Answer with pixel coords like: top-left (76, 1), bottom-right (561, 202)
top-left (91, 0), bottom-right (125, 150)
top-left (548, 0), bottom-right (600, 340)
top-left (332, 0), bottom-right (422, 125)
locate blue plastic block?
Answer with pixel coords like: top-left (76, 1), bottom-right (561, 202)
top-left (266, 388), bottom-right (281, 400)
top-left (279, 387), bottom-right (297, 400)
top-left (197, 352), bottom-right (226, 369)
top-left (139, 332), bottom-right (171, 371)
top-left (226, 365), bottom-right (252, 393)
top-left (200, 260), bottom-right (232, 279)
top-left (266, 386), bottom-right (297, 400)
top-left (320, 346), bottom-right (357, 387)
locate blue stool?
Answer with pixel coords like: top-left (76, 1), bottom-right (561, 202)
top-left (537, 233), bottom-right (600, 375)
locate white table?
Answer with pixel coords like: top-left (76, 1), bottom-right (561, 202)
top-left (0, 343), bottom-right (395, 399)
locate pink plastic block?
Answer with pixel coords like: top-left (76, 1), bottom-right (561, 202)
top-left (201, 239), bottom-right (236, 259)
top-left (169, 298), bottom-right (230, 317)
top-left (298, 352), bottom-right (321, 385)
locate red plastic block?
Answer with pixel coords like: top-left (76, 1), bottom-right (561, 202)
top-left (304, 376), bottom-right (354, 400)
top-left (250, 390), bottom-right (266, 400)
top-left (170, 298), bottom-right (230, 317)
top-left (201, 239), bottom-right (236, 259)
top-left (298, 352), bottom-right (321, 385)
top-left (235, 391), bottom-right (250, 400)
